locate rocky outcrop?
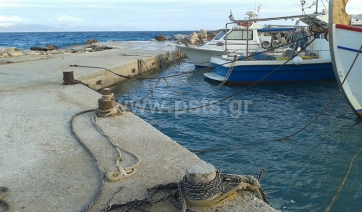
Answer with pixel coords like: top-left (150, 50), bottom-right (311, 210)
top-left (1, 47), bottom-right (24, 58)
top-left (154, 35), bottom-right (166, 41)
top-left (30, 45), bottom-right (58, 51)
top-left (86, 39), bottom-right (98, 44)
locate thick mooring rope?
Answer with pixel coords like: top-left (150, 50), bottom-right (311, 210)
top-left (0, 187), bottom-right (10, 212)
top-left (91, 111), bottom-right (142, 182)
top-left (71, 108), bottom-right (141, 211)
top-left (71, 109), bottom-right (105, 212)
top-left (105, 170), bottom-right (266, 212)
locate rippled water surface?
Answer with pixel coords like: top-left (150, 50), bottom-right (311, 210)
top-left (113, 62), bottom-right (362, 212)
top-left (0, 31), bottom-right (193, 50)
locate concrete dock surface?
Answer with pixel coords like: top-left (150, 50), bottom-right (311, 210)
top-left (0, 41), bottom-right (276, 211)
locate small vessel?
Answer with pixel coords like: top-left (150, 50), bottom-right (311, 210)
top-left (328, 0), bottom-right (362, 117)
top-left (204, 9), bottom-right (335, 84)
top-left (176, 8), bottom-right (297, 69)
top-left (176, 22), bottom-right (265, 68)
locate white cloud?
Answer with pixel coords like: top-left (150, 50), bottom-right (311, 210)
top-left (57, 15), bottom-right (84, 23)
top-left (0, 15), bottom-right (22, 23)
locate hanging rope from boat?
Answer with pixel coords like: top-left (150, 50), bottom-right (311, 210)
top-left (210, 32), bottom-right (316, 69)
top-left (190, 45), bottom-right (362, 153)
top-left (217, 55), bottom-right (237, 87)
top-left (121, 37), bottom-right (317, 113)
top-left (323, 45), bottom-right (362, 212)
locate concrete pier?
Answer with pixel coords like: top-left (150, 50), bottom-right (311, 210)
top-left (0, 41), bottom-right (276, 211)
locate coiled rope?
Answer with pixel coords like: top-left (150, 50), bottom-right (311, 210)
top-left (105, 169), bottom-right (267, 212)
top-left (71, 107), bottom-right (141, 211)
top-left (0, 187), bottom-right (10, 212)
top-left (91, 110), bottom-right (142, 182)
top-left (71, 109), bottom-right (105, 212)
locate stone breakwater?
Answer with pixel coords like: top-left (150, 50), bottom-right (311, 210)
top-left (1, 44), bottom-right (112, 58)
top-left (0, 44), bottom-right (115, 65)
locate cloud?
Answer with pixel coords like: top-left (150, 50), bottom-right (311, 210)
top-left (0, 15), bottom-right (22, 23)
top-left (57, 15), bottom-right (84, 23)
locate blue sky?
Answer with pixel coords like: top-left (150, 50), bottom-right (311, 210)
top-left (0, 0), bottom-right (361, 31)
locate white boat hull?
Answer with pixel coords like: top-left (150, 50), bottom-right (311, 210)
top-left (329, 24), bottom-right (362, 117)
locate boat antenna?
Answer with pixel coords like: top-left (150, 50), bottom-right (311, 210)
top-left (255, 4), bottom-right (261, 20)
top-left (300, 0), bottom-right (306, 15)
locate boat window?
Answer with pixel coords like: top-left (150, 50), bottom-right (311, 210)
top-left (226, 30), bottom-right (253, 40)
top-left (214, 31), bottom-right (226, 40)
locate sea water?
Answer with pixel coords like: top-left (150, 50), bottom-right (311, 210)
top-left (3, 31), bottom-right (361, 211)
top-left (0, 31), bottom-right (193, 50)
top-left (113, 62), bottom-right (362, 212)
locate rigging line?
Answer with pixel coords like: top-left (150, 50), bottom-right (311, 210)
top-left (163, 78), bottom-right (188, 94)
top-left (192, 44), bottom-right (362, 154)
top-left (134, 78), bottom-right (162, 103)
top-left (70, 64), bottom-right (131, 79)
top-left (323, 45), bottom-right (362, 212)
top-left (138, 29), bottom-right (315, 81)
top-left (138, 30), bottom-right (314, 81)
top-left (324, 146), bottom-right (362, 212)
top-left (138, 67), bottom-right (209, 80)
top-left (213, 32), bottom-right (316, 69)
top-left (122, 38), bottom-right (317, 113)
top-left (274, 44), bottom-right (362, 142)
top-left (320, 0), bottom-right (328, 12)
top-left (217, 56), bottom-right (236, 87)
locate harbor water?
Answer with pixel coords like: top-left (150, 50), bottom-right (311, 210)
top-left (113, 62), bottom-right (362, 212)
top-left (2, 31), bottom-right (361, 211)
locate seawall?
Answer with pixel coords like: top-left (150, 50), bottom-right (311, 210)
top-left (0, 41), bottom-right (276, 212)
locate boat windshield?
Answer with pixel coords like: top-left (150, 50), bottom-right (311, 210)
top-left (226, 30), bottom-right (253, 40)
top-left (213, 30), bottom-right (229, 40)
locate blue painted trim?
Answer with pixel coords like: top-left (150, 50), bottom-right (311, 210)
top-left (337, 46), bottom-right (362, 53)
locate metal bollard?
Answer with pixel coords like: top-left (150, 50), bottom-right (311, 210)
top-left (63, 71), bottom-right (75, 85)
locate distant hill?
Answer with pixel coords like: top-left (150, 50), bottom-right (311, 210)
top-left (0, 24), bottom-right (64, 32)
top-left (0, 24), bottom-right (144, 32)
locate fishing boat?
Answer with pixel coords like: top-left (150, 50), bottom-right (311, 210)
top-left (204, 10), bottom-right (335, 84)
top-left (176, 22), bottom-right (264, 68)
top-left (328, 0), bottom-right (362, 117)
top-left (176, 8), bottom-right (301, 69)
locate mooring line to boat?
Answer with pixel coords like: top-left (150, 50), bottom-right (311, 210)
top-left (217, 55), bottom-right (236, 87)
top-left (137, 34), bottom-right (316, 81)
top-left (324, 146), bottom-right (362, 212)
top-left (274, 45), bottom-right (362, 142)
top-left (70, 64), bottom-right (132, 79)
top-left (163, 78), bottom-right (188, 94)
top-left (323, 45), bottom-right (362, 212)
top-left (138, 66), bottom-right (210, 80)
top-left (191, 45), bottom-right (362, 154)
top-left (121, 37), bottom-right (317, 113)
top-left (211, 33), bottom-right (317, 68)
